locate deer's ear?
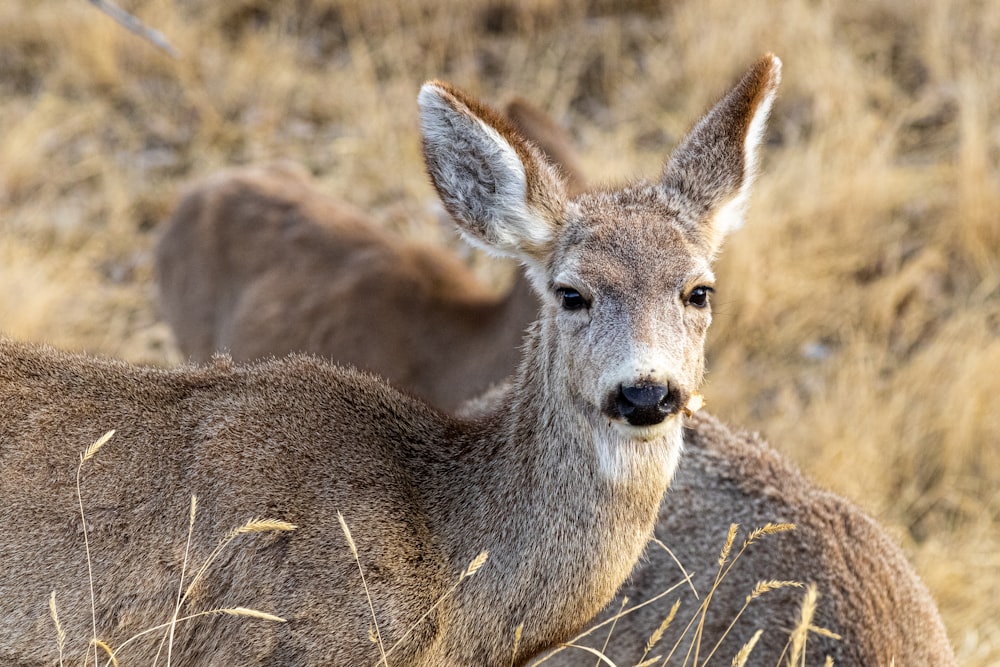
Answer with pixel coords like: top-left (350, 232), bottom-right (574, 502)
top-left (419, 81), bottom-right (568, 263)
top-left (661, 54), bottom-right (781, 257)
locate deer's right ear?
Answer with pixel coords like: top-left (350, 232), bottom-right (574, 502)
top-left (419, 82), bottom-right (567, 262)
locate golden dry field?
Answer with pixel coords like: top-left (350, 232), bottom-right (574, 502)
top-left (1, 0), bottom-right (997, 663)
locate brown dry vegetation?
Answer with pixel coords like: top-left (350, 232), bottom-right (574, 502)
top-left (0, 0), bottom-right (997, 663)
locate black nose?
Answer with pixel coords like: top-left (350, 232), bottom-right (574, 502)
top-left (613, 382), bottom-right (683, 427)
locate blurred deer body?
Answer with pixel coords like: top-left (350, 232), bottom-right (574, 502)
top-left (154, 160), bottom-right (536, 411)
top-left (154, 95), bottom-right (591, 412)
top-left (0, 57), bottom-right (782, 665)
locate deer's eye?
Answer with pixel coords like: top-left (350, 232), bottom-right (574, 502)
top-left (687, 286), bottom-right (714, 308)
top-left (556, 287), bottom-right (590, 311)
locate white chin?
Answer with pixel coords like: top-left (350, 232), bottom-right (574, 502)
top-left (611, 415), bottom-right (680, 442)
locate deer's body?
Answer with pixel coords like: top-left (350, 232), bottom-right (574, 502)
top-left (0, 341), bottom-right (662, 665)
top-left (156, 61), bottom-right (954, 664)
top-left (0, 56), bottom-right (783, 665)
top-left (154, 95), bottom-right (585, 411)
top-left (534, 410), bottom-right (957, 666)
top-left (154, 160), bottom-right (537, 412)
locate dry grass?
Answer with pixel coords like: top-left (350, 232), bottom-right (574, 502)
top-left (54, 431), bottom-right (293, 665)
top-left (1, 0), bottom-right (998, 663)
top-left (538, 523), bottom-right (817, 666)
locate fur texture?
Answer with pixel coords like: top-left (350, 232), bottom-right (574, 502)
top-left (156, 54), bottom-right (953, 664)
top-left (535, 410), bottom-right (957, 666)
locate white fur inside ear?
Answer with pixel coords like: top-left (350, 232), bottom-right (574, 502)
top-left (715, 57), bottom-right (781, 235)
top-left (419, 84), bottom-right (555, 257)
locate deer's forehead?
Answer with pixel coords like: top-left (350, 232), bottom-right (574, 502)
top-left (556, 190), bottom-right (707, 288)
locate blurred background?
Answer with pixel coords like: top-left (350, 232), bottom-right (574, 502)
top-left (1, 1), bottom-right (997, 663)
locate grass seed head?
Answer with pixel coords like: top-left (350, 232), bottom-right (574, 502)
top-left (461, 550), bottom-right (489, 579)
top-left (731, 628), bottom-right (763, 667)
top-left (236, 518), bottom-right (298, 534)
top-left (718, 523), bottom-right (739, 567)
top-left (642, 598), bottom-right (680, 657)
top-left (82, 429), bottom-right (115, 462)
top-left (337, 511), bottom-right (358, 558)
top-left (219, 607), bottom-right (287, 623)
top-left (742, 522), bottom-right (796, 549)
top-left (746, 579), bottom-right (803, 603)
top-left (48, 591), bottom-right (65, 653)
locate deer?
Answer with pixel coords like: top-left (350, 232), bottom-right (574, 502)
top-left (155, 66), bottom-right (956, 665)
top-left (0, 55), bottom-right (781, 665)
top-left (153, 97), bottom-right (590, 412)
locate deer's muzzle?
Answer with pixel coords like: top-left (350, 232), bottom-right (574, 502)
top-left (607, 380), bottom-right (686, 427)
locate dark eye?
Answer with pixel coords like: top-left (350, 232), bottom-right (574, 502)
top-left (687, 286), bottom-right (714, 308)
top-left (556, 287), bottom-right (589, 311)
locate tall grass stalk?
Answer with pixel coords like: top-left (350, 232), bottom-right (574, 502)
top-left (76, 430), bottom-right (115, 667)
top-left (380, 549), bottom-right (490, 663)
top-left (103, 607), bottom-right (286, 665)
top-left (595, 596), bottom-right (630, 666)
top-left (659, 523), bottom-right (797, 666)
top-left (153, 494), bottom-right (198, 666)
top-left (338, 511), bottom-right (388, 665)
top-left (534, 574), bottom-right (693, 664)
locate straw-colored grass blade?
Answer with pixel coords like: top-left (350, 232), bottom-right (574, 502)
top-left (786, 584), bottom-right (819, 666)
top-left (809, 625), bottom-right (842, 641)
top-left (510, 623), bottom-right (524, 667)
top-left (384, 549), bottom-right (492, 663)
top-left (337, 511), bottom-right (359, 558)
top-left (561, 643), bottom-right (619, 666)
top-left (596, 596), bottom-right (628, 666)
top-left (236, 518), bottom-right (298, 535)
top-left (218, 607), bottom-right (287, 623)
top-left (92, 638), bottom-right (118, 666)
top-left (461, 550), bottom-right (489, 579)
top-left (337, 511), bottom-right (387, 666)
top-left (742, 522), bottom-right (796, 549)
top-left (49, 591), bottom-right (65, 666)
top-left (718, 523), bottom-right (739, 568)
top-left (640, 597), bottom-right (679, 661)
top-left (746, 579), bottom-right (803, 604)
top-left (650, 537), bottom-right (699, 599)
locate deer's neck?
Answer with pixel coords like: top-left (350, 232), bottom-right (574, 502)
top-left (430, 320), bottom-right (683, 662)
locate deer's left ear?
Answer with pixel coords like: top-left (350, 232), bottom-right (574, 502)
top-left (660, 54), bottom-right (782, 257)
top-left (419, 81), bottom-right (569, 263)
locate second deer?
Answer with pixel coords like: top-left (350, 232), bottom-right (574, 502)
top-left (153, 96), bottom-right (592, 411)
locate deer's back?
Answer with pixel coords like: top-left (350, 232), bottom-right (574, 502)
top-left (0, 338), bottom-right (459, 665)
top-left (155, 162), bottom-right (385, 361)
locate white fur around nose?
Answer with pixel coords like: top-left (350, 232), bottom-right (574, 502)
top-left (604, 342), bottom-right (681, 396)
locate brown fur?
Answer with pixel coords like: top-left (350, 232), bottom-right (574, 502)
top-left (0, 56), bottom-right (783, 665)
top-left (153, 96), bottom-right (586, 413)
top-left (535, 411), bottom-right (957, 666)
top-left (153, 160), bottom-right (536, 412)
top-left (504, 97), bottom-right (586, 196)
